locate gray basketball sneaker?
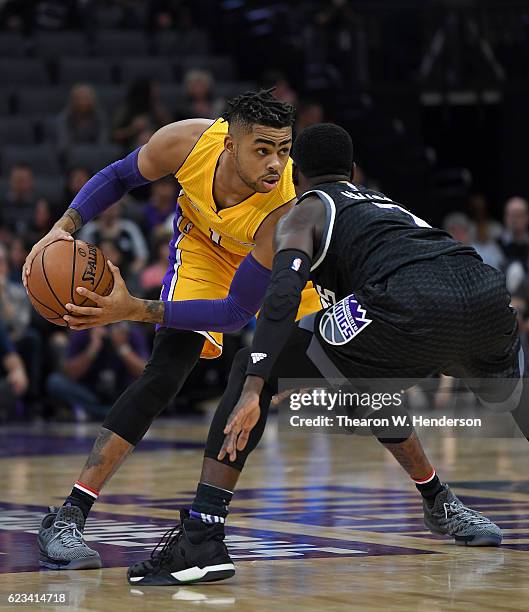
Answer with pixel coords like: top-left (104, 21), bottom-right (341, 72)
top-left (38, 505), bottom-right (102, 569)
top-left (423, 484), bottom-right (502, 546)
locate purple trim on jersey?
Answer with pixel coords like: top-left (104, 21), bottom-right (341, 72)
top-left (160, 206), bottom-right (183, 301)
top-left (156, 207), bottom-right (182, 332)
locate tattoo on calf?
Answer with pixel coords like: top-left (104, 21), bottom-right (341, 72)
top-left (83, 428), bottom-right (114, 470)
top-left (381, 432), bottom-right (432, 479)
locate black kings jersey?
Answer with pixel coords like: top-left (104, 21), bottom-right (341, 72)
top-left (298, 181), bottom-right (480, 307)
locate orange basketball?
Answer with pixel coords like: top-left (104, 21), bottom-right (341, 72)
top-left (27, 239), bottom-right (114, 326)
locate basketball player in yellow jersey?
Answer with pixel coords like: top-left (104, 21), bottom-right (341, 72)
top-left (27, 90), bottom-right (323, 570)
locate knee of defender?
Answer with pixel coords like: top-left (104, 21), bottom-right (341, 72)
top-left (233, 347), bottom-right (250, 372)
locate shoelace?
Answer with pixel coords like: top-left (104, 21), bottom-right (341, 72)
top-left (443, 501), bottom-right (491, 526)
top-left (150, 524), bottom-right (183, 564)
top-left (50, 521), bottom-right (85, 549)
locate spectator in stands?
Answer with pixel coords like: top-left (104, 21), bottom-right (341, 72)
top-left (46, 323), bottom-right (148, 421)
top-left (295, 100), bottom-right (325, 134)
top-left (79, 201), bottom-right (148, 283)
top-left (0, 244), bottom-right (32, 341)
top-left (444, 211), bottom-right (504, 269)
top-left (30, 199), bottom-right (54, 243)
top-left (466, 193), bottom-right (503, 242)
top-left (34, 0), bottom-right (83, 31)
top-left (64, 166), bottom-right (91, 203)
top-left (443, 212), bottom-right (472, 245)
top-left (263, 70), bottom-right (298, 106)
top-left (176, 69), bottom-right (224, 120)
top-left (148, 0), bottom-right (197, 30)
top-left (466, 193), bottom-right (505, 269)
top-left (0, 1), bottom-right (32, 33)
top-left (144, 177), bottom-right (177, 232)
top-left (0, 319), bottom-right (28, 422)
top-left (498, 197), bottom-right (529, 270)
top-left (140, 230), bottom-right (172, 299)
top-left (0, 244), bottom-right (42, 407)
top-left (112, 79), bottom-right (171, 150)
top-left (1, 0), bottom-right (83, 34)
top-left (56, 84), bottom-right (107, 152)
top-left (0, 164), bottom-right (45, 236)
top-left (8, 238), bottom-right (29, 284)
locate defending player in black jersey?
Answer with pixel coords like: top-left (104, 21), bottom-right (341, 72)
top-left (127, 123), bottom-right (524, 586)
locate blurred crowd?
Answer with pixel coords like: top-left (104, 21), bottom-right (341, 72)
top-left (442, 195), bottom-right (529, 354)
top-left (1, 0), bottom-right (527, 424)
top-left (0, 1), bottom-right (333, 424)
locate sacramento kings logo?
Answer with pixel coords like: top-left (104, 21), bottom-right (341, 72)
top-left (319, 294), bottom-right (372, 345)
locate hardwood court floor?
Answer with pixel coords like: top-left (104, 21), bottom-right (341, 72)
top-left (1, 417), bottom-right (529, 611)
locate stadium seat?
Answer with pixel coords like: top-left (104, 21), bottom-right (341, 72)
top-left (0, 33), bottom-right (31, 57)
top-left (34, 175), bottom-right (67, 204)
top-left (67, 144), bottom-right (123, 171)
top-left (215, 81), bottom-right (256, 98)
top-left (94, 30), bottom-right (149, 57)
top-left (154, 29), bottom-right (209, 56)
top-left (117, 57), bottom-right (174, 83)
top-left (0, 94), bottom-right (10, 116)
top-left (39, 115), bottom-right (58, 143)
top-left (159, 84), bottom-right (187, 109)
top-left (58, 58), bottom-right (114, 86)
top-left (0, 175), bottom-right (66, 204)
top-left (0, 59), bottom-right (50, 87)
top-left (34, 31), bottom-right (90, 59)
top-left (178, 56), bottom-right (235, 81)
top-left (0, 117), bottom-right (36, 145)
top-left (16, 87), bottom-right (70, 117)
top-left (2, 144), bottom-right (61, 175)
top-left (95, 86), bottom-right (125, 115)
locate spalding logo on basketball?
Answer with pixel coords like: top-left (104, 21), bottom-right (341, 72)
top-left (26, 239), bottom-right (114, 327)
top-left (81, 243), bottom-right (98, 285)
top-left (319, 294), bottom-right (372, 345)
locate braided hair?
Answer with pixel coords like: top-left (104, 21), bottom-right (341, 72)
top-left (222, 88), bottom-right (295, 132)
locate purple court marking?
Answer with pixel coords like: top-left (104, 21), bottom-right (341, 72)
top-left (0, 432), bottom-right (203, 457)
top-left (0, 480), bottom-right (529, 573)
top-left (0, 501), bottom-right (436, 574)
top-left (450, 480), bottom-right (529, 493)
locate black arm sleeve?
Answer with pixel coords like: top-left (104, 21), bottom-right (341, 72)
top-left (245, 248), bottom-right (311, 380)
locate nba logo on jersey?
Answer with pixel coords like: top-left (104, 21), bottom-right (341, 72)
top-left (319, 294), bottom-right (372, 345)
top-left (291, 258), bottom-right (302, 271)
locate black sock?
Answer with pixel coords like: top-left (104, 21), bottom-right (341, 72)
top-left (190, 483), bottom-right (233, 525)
top-left (64, 481), bottom-right (99, 520)
top-left (414, 471), bottom-right (443, 507)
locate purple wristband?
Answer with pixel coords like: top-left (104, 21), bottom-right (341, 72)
top-left (162, 253), bottom-right (271, 332)
top-left (70, 147), bottom-right (150, 224)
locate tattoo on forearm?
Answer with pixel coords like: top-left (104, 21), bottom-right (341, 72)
top-left (63, 208), bottom-right (83, 233)
top-left (380, 432), bottom-right (433, 479)
top-left (142, 300), bottom-right (165, 324)
top-left (83, 428), bottom-right (114, 470)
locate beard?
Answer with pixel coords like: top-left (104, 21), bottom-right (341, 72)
top-left (234, 152), bottom-right (266, 193)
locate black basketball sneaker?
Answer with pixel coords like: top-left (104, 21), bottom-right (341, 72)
top-left (127, 510), bottom-right (235, 585)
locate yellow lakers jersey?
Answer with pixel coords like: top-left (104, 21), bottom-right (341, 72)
top-left (175, 118), bottom-right (295, 257)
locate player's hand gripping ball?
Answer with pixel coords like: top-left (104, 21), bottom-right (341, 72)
top-left (26, 239), bottom-right (114, 327)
